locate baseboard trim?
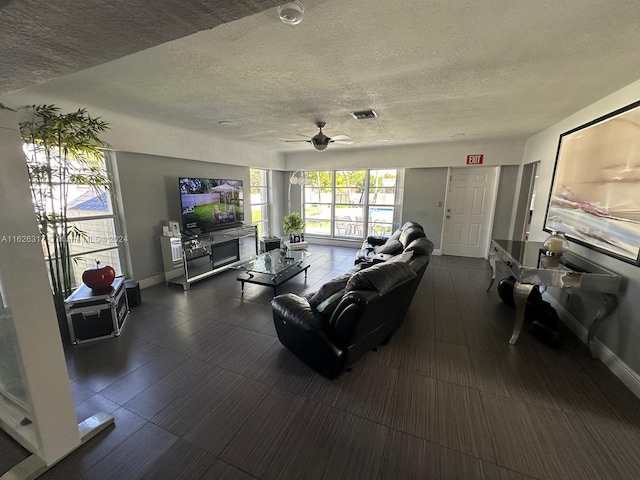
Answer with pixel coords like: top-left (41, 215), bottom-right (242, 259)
top-left (545, 294), bottom-right (640, 399)
top-left (138, 274), bottom-right (165, 289)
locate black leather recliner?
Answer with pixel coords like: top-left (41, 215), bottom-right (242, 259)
top-left (271, 237), bottom-right (434, 379)
top-left (355, 221), bottom-right (425, 264)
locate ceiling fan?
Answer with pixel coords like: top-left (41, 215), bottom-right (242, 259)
top-left (281, 122), bottom-right (354, 151)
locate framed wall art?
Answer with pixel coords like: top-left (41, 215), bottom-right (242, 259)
top-left (544, 99), bottom-right (640, 265)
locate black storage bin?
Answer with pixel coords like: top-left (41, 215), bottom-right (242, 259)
top-left (260, 236), bottom-right (281, 253)
top-left (125, 281), bottom-right (142, 308)
top-left (65, 278), bottom-right (129, 344)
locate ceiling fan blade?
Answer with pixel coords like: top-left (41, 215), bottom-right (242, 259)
top-left (332, 140), bottom-right (354, 145)
top-left (329, 134), bottom-right (352, 141)
top-left (279, 139), bottom-right (311, 143)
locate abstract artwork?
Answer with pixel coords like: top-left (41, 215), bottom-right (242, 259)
top-left (545, 100), bottom-right (640, 265)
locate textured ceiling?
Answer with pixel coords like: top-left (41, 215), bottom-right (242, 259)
top-left (0, 0), bottom-right (284, 93)
top-left (2, 0), bottom-right (640, 152)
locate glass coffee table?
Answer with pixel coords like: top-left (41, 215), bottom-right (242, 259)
top-left (231, 249), bottom-right (312, 295)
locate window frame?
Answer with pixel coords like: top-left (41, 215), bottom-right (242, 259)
top-left (25, 147), bottom-right (128, 288)
top-left (250, 168), bottom-right (269, 237)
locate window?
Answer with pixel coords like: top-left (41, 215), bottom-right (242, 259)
top-left (303, 169), bottom-right (400, 239)
top-left (303, 171), bottom-right (333, 236)
top-left (334, 170), bottom-right (366, 238)
top-left (250, 168), bottom-right (269, 237)
top-left (367, 169), bottom-right (397, 237)
top-left (25, 147), bottom-right (126, 287)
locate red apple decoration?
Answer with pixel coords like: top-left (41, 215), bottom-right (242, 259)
top-left (82, 261), bottom-right (116, 292)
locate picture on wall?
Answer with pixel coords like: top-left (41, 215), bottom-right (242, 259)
top-left (544, 99), bottom-right (640, 265)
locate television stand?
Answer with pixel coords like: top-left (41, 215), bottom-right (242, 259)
top-left (160, 224), bottom-right (258, 290)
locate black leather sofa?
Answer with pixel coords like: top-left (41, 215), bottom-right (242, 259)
top-left (355, 221), bottom-right (425, 264)
top-left (271, 233), bottom-right (434, 379)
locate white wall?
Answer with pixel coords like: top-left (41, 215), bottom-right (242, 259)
top-left (101, 111), bottom-right (285, 170)
top-left (284, 138), bottom-right (526, 252)
top-left (2, 94), bottom-right (286, 170)
top-left (284, 137), bottom-right (527, 170)
top-left (0, 109), bottom-right (80, 464)
top-left (523, 78), bottom-right (640, 374)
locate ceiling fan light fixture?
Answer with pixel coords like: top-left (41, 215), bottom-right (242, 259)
top-left (278, 1), bottom-right (304, 26)
top-left (311, 134), bottom-right (330, 151)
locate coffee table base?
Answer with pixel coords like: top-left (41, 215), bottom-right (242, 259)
top-left (237, 264), bottom-right (310, 295)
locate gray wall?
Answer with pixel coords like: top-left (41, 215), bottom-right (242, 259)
top-left (115, 151), bottom-right (252, 282)
top-left (402, 168), bottom-right (448, 249)
top-left (270, 170), bottom-right (287, 237)
top-left (403, 166), bottom-right (519, 252)
top-left (492, 165), bottom-right (519, 240)
top-left (523, 79), bottom-right (640, 376)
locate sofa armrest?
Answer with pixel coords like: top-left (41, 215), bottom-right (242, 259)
top-left (271, 293), bottom-right (323, 331)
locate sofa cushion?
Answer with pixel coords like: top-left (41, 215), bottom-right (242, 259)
top-left (399, 226), bottom-right (426, 248)
top-left (374, 239), bottom-right (403, 255)
top-left (387, 228), bottom-right (402, 242)
top-left (401, 221), bottom-right (424, 232)
top-left (387, 250), bottom-right (414, 264)
top-left (405, 237), bottom-right (435, 256)
top-left (346, 261), bottom-right (415, 296)
top-left (308, 272), bottom-right (351, 309)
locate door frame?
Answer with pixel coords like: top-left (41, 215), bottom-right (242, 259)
top-left (512, 161), bottom-right (540, 242)
top-left (440, 166), bottom-right (500, 259)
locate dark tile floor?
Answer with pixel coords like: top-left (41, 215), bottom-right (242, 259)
top-left (3, 245), bottom-right (640, 479)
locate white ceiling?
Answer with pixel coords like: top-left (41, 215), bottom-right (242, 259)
top-left (2, 0), bottom-right (640, 153)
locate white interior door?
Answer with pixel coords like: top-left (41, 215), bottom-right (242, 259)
top-left (442, 166), bottom-right (499, 257)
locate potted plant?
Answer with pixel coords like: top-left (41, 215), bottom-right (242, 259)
top-left (16, 104), bottom-right (111, 341)
top-left (283, 212), bottom-right (305, 243)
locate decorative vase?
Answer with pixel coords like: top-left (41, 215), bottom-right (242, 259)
top-left (542, 231), bottom-right (569, 267)
top-left (82, 261), bottom-right (116, 293)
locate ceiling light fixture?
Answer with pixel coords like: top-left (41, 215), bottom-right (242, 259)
top-left (278, 1), bottom-right (304, 26)
top-left (289, 170), bottom-right (306, 185)
top-left (218, 120), bottom-right (238, 127)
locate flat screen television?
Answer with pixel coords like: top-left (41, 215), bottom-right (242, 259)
top-left (179, 177), bottom-right (244, 232)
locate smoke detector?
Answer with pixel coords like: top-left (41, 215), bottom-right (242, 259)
top-left (278, 1), bottom-right (304, 26)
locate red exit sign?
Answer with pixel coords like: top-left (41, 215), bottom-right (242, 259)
top-left (466, 154), bottom-right (484, 165)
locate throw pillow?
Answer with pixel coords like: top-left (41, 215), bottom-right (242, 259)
top-left (387, 250), bottom-right (414, 264)
top-left (374, 239), bottom-right (403, 255)
top-left (308, 272), bottom-right (351, 309)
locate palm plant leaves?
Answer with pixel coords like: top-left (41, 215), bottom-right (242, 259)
top-left (18, 104), bottom-right (111, 320)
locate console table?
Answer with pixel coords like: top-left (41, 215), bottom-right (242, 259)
top-left (487, 239), bottom-right (622, 355)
